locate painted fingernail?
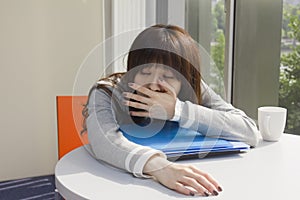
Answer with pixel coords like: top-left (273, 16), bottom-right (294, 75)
top-left (213, 190), bottom-right (219, 196)
top-left (218, 186), bottom-right (223, 192)
top-left (189, 191), bottom-right (195, 196)
top-left (204, 191), bottom-right (209, 197)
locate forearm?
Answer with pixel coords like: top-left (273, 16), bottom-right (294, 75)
top-left (177, 100), bottom-right (259, 147)
top-left (87, 88), bottom-right (166, 177)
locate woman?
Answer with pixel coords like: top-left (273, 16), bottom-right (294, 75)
top-left (83, 24), bottom-right (259, 196)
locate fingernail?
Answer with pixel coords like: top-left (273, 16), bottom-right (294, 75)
top-left (213, 190), bottom-right (219, 196)
top-left (122, 92), bottom-right (128, 97)
top-left (204, 191), bottom-right (209, 197)
top-left (128, 82), bottom-right (134, 87)
top-left (218, 186), bottom-right (223, 192)
top-left (189, 191), bottom-right (195, 196)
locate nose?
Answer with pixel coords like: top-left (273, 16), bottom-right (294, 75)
top-left (147, 75), bottom-right (164, 92)
top-left (148, 82), bottom-right (161, 92)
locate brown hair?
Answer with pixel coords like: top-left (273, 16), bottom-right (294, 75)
top-left (82, 24), bottom-right (202, 133)
top-left (125, 24), bottom-right (202, 103)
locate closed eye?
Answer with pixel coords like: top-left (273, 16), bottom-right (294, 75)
top-left (163, 75), bottom-right (175, 79)
top-left (140, 71), bottom-right (151, 75)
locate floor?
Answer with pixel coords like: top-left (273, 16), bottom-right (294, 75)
top-left (0, 174), bottom-right (62, 200)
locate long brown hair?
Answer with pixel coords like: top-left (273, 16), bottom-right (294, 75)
top-left (82, 24), bottom-right (202, 133)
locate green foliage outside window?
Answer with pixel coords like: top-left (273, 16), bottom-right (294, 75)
top-left (210, 1), bottom-right (300, 135)
top-left (279, 4), bottom-right (300, 134)
top-left (211, 1), bottom-right (225, 96)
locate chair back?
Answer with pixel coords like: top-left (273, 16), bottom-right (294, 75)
top-left (56, 96), bottom-right (88, 159)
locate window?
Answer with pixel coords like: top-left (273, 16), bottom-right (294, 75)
top-left (103, 0), bottom-right (229, 100)
top-left (185, 0), bottom-right (228, 100)
top-left (230, 0), bottom-right (283, 122)
top-left (78, 0), bottom-right (295, 135)
top-left (279, 0), bottom-right (300, 135)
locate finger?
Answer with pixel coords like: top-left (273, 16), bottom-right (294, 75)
top-left (174, 182), bottom-right (195, 196)
top-left (123, 92), bottom-right (152, 105)
top-left (158, 79), bottom-right (176, 95)
top-left (129, 111), bottom-right (150, 118)
top-left (192, 173), bottom-right (218, 196)
top-left (179, 176), bottom-right (210, 196)
top-left (190, 166), bottom-right (222, 193)
top-left (123, 100), bottom-right (149, 111)
top-left (128, 83), bottom-right (156, 97)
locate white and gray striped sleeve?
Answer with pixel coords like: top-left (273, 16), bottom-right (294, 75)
top-left (176, 81), bottom-right (259, 147)
top-left (86, 88), bottom-right (166, 178)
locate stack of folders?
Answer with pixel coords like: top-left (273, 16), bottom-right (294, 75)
top-left (120, 121), bottom-right (250, 160)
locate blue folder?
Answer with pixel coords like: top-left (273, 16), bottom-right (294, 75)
top-left (120, 121), bottom-right (250, 159)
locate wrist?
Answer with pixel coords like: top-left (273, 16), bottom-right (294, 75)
top-left (170, 98), bottom-right (184, 121)
top-left (143, 154), bottom-right (170, 177)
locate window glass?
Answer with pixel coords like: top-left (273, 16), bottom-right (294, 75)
top-left (211, 0), bottom-right (226, 96)
top-left (279, 0), bottom-right (300, 135)
top-left (185, 0), bottom-right (227, 98)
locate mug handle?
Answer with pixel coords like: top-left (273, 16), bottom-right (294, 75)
top-left (264, 115), bottom-right (271, 137)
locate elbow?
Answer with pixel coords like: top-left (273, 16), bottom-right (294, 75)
top-left (246, 128), bottom-right (260, 148)
top-left (241, 116), bottom-right (260, 147)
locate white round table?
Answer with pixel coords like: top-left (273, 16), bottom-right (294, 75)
top-left (55, 134), bottom-right (300, 200)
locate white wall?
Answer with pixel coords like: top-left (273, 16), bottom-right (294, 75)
top-left (0, 0), bottom-right (103, 181)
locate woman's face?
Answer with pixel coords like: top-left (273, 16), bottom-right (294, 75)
top-left (133, 65), bottom-right (182, 95)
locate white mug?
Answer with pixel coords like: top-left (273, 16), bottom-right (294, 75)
top-left (258, 106), bottom-right (287, 142)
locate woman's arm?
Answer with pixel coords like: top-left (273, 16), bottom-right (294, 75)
top-left (88, 87), bottom-right (223, 196)
top-left (86, 87), bottom-right (165, 177)
top-left (178, 81), bottom-right (260, 147)
top-left (125, 81), bottom-right (259, 147)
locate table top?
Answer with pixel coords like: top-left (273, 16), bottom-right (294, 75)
top-left (55, 134), bottom-right (300, 200)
